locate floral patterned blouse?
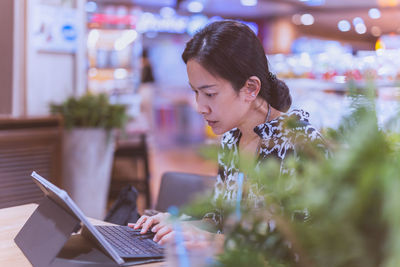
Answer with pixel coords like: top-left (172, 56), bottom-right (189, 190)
top-left (203, 109), bottom-right (328, 230)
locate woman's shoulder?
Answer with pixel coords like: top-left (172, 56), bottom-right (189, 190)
top-left (279, 109), bottom-right (311, 125)
top-left (282, 109), bottom-right (322, 140)
top-left (264, 108), bottom-right (324, 143)
top-left (220, 128), bottom-right (241, 149)
top-left (284, 109), bottom-right (322, 139)
top-left (264, 109), bottom-right (329, 157)
top-left (282, 109), bottom-right (330, 157)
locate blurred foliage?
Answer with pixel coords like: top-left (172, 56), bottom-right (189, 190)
top-left (184, 82), bottom-right (400, 267)
top-left (50, 93), bottom-right (128, 130)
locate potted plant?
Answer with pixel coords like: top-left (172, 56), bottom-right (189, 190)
top-left (50, 93), bottom-right (127, 219)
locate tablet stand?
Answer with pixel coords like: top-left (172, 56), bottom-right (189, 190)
top-left (14, 196), bottom-right (117, 267)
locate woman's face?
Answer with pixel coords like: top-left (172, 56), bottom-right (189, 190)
top-left (187, 59), bottom-right (250, 135)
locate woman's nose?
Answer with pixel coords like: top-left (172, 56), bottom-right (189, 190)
top-left (196, 101), bottom-right (210, 115)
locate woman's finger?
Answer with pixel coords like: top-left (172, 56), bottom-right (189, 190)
top-left (133, 215), bottom-right (148, 229)
top-left (153, 225), bottom-right (173, 242)
top-left (158, 231), bottom-right (175, 245)
top-left (150, 213), bottom-right (170, 232)
top-left (157, 227), bottom-right (201, 245)
top-left (141, 217), bottom-right (157, 233)
top-left (151, 220), bottom-right (169, 232)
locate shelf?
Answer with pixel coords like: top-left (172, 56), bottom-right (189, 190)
top-left (88, 67), bottom-right (134, 71)
top-left (284, 78), bottom-right (400, 93)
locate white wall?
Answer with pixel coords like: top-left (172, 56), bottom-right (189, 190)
top-left (26, 52), bottom-right (76, 115)
top-left (12, 0), bottom-right (27, 117)
top-left (12, 0), bottom-right (87, 116)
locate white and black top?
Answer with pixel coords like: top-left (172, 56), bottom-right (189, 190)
top-left (203, 109), bottom-right (329, 230)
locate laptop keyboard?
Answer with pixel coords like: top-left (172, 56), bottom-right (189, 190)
top-left (95, 225), bottom-right (164, 258)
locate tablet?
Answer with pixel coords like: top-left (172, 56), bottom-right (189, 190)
top-left (31, 171), bottom-right (125, 265)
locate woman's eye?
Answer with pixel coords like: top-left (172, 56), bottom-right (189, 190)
top-left (205, 93), bottom-right (216, 98)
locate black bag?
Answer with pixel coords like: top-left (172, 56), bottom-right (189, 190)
top-left (104, 185), bottom-right (141, 225)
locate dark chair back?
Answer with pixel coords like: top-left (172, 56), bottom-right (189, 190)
top-left (155, 172), bottom-right (215, 212)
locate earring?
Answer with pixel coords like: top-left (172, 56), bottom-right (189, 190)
top-left (251, 93), bottom-right (256, 97)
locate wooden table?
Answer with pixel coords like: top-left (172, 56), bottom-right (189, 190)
top-left (0, 204), bottom-right (163, 266)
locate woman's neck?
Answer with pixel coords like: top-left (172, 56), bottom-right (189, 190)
top-left (238, 101), bottom-right (281, 149)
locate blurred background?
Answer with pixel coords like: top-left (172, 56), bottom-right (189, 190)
top-left (0, 0), bottom-right (399, 216)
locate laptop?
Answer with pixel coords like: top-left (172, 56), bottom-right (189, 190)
top-left (29, 171), bottom-right (163, 266)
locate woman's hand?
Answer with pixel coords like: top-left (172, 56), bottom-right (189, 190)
top-left (154, 223), bottom-right (214, 246)
top-left (129, 212), bottom-right (170, 234)
top-left (130, 214), bottom-right (224, 251)
top-left (152, 223), bottom-right (174, 244)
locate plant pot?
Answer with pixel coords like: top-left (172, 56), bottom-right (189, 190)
top-left (62, 128), bottom-right (115, 219)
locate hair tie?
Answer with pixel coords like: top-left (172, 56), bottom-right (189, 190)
top-left (268, 72), bottom-right (277, 82)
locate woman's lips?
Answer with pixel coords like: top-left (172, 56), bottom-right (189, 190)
top-left (206, 120), bottom-right (218, 127)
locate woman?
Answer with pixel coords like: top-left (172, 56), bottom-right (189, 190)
top-left (131, 20), bottom-right (327, 246)
top-left (138, 48), bottom-right (156, 131)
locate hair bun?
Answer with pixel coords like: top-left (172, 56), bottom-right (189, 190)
top-left (270, 78), bottom-right (292, 112)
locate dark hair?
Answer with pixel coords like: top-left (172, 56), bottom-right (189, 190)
top-left (182, 20), bottom-right (291, 112)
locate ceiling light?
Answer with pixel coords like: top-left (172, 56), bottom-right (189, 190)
top-left (338, 20), bottom-right (351, 32)
top-left (187, 1), bottom-right (204, 13)
top-left (87, 29), bottom-right (100, 49)
top-left (114, 30), bottom-right (138, 51)
top-left (160, 7), bottom-right (176, 18)
top-left (368, 8), bottom-right (381, 19)
top-left (355, 23), bottom-right (367, 34)
top-left (292, 14), bottom-right (302, 25)
top-left (240, 0), bottom-right (257, 6)
top-left (187, 15), bottom-right (209, 35)
top-left (85, 1), bottom-right (97, 13)
top-left (114, 68), bottom-right (128, 80)
top-left (352, 17), bottom-right (364, 26)
top-left (371, 26), bottom-right (382, 37)
top-left (300, 14), bottom-right (314, 25)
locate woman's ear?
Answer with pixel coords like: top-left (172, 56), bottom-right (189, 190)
top-left (241, 76), bottom-right (261, 102)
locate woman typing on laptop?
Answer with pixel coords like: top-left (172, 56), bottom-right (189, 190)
top-left (131, 21), bottom-right (328, 250)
